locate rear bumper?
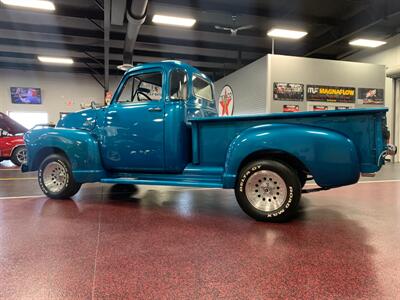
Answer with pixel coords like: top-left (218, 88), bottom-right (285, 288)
top-left (387, 144), bottom-right (397, 156)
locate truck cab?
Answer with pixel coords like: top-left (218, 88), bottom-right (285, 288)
top-left (60, 61), bottom-right (217, 173)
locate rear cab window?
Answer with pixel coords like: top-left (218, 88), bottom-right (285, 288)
top-left (169, 69), bottom-right (188, 100)
top-left (192, 75), bottom-right (214, 105)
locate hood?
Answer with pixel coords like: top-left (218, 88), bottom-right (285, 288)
top-left (0, 112), bottom-right (28, 135)
top-left (57, 108), bottom-right (100, 131)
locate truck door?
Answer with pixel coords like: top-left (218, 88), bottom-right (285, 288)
top-left (101, 69), bottom-right (165, 171)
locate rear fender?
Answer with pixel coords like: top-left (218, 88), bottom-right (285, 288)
top-left (24, 128), bottom-right (106, 182)
top-left (223, 124), bottom-right (360, 188)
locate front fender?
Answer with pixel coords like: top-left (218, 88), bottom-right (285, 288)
top-left (223, 124), bottom-right (360, 188)
top-left (24, 128), bottom-right (106, 182)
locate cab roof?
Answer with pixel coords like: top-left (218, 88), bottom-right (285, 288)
top-left (125, 60), bottom-right (211, 82)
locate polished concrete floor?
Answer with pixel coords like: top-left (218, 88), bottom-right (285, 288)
top-left (1, 161), bottom-right (400, 299)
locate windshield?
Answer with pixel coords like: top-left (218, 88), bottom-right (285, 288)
top-left (192, 75), bottom-right (213, 102)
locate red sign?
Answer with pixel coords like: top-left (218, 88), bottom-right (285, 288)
top-left (283, 105), bottom-right (299, 112)
top-left (218, 85), bottom-right (234, 116)
top-left (313, 105), bottom-right (328, 111)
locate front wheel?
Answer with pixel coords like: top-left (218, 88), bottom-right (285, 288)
top-left (11, 146), bottom-right (27, 166)
top-left (235, 160), bottom-right (301, 222)
top-left (38, 154), bottom-right (81, 199)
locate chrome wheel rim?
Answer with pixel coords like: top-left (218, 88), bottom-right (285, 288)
top-left (43, 161), bottom-right (68, 193)
top-left (245, 170), bottom-right (287, 212)
top-left (16, 148), bottom-right (27, 164)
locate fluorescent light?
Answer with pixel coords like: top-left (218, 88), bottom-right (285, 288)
top-left (1, 0), bottom-right (55, 11)
top-left (152, 14), bottom-right (196, 27)
top-left (38, 56), bottom-right (73, 64)
top-left (267, 28), bottom-right (308, 39)
top-left (349, 38), bottom-right (386, 48)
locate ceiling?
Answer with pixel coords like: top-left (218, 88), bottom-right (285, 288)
top-left (0, 0), bottom-right (399, 88)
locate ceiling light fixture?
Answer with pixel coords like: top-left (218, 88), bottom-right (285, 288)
top-left (152, 14), bottom-right (196, 27)
top-left (38, 56), bottom-right (73, 64)
top-left (1, 0), bottom-right (55, 11)
top-left (267, 28), bottom-right (308, 39)
top-left (349, 38), bottom-right (386, 48)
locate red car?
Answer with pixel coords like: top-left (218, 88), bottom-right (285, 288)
top-left (0, 112), bottom-right (27, 166)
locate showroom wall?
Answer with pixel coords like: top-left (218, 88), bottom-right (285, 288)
top-left (0, 69), bottom-right (120, 125)
top-left (215, 54), bottom-right (385, 116)
top-left (268, 54), bottom-right (385, 112)
top-left (214, 56), bottom-right (267, 115)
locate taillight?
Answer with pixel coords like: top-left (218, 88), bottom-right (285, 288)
top-left (382, 116), bottom-right (390, 143)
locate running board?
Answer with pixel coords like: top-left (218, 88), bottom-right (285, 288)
top-left (101, 177), bottom-right (223, 188)
top-left (302, 187), bottom-right (330, 193)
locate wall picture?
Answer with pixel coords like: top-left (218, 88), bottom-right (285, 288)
top-left (307, 85), bottom-right (355, 103)
top-left (273, 82), bottom-right (304, 101)
top-left (10, 87), bottom-right (42, 104)
top-left (283, 104), bottom-right (299, 112)
top-left (358, 88), bottom-right (384, 105)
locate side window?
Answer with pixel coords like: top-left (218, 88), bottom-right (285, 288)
top-left (192, 75), bottom-right (213, 102)
top-left (117, 71), bottom-right (163, 104)
top-left (169, 69), bottom-right (188, 100)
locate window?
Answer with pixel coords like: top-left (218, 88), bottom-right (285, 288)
top-left (169, 69), bottom-right (188, 100)
top-left (8, 111), bottom-right (48, 129)
top-left (192, 75), bottom-right (213, 102)
top-left (117, 72), bottom-right (163, 104)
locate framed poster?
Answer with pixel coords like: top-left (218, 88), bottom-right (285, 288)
top-left (283, 104), bottom-right (299, 112)
top-left (307, 85), bottom-right (355, 103)
top-left (313, 105), bottom-right (329, 111)
top-left (273, 82), bottom-right (304, 101)
top-left (10, 87), bottom-right (42, 104)
top-left (358, 88), bottom-right (384, 105)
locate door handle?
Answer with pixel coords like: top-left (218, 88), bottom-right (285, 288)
top-left (148, 107), bottom-right (162, 112)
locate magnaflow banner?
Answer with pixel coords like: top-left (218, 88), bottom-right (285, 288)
top-left (306, 85), bottom-right (356, 103)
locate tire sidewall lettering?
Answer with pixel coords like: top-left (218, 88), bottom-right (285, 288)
top-left (239, 165), bottom-right (261, 193)
top-left (239, 163), bottom-right (294, 219)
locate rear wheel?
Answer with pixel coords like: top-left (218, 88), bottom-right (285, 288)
top-left (235, 160), bottom-right (301, 222)
top-left (38, 154), bottom-right (81, 199)
top-left (11, 146), bottom-right (27, 166)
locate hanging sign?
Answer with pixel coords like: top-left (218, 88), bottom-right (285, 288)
top-left (219, 85), bottom-right (234, 116)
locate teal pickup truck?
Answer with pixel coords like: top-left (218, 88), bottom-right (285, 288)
top-left (23, 61), bottom-right (395, 222)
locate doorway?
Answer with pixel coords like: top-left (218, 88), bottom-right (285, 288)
top-left (8, 111), bottom-right (49, 129)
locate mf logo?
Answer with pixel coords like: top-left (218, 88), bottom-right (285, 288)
top-left (307, 87), bottom-right (319, 94)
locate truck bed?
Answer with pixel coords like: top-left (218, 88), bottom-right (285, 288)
top-left (190, 108), bottom-right (388, 174)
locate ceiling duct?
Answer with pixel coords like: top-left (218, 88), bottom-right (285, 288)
top-left (123, 0), bottom-right (148, 64)
top-left (386, 65), bottom-right (400, 79)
